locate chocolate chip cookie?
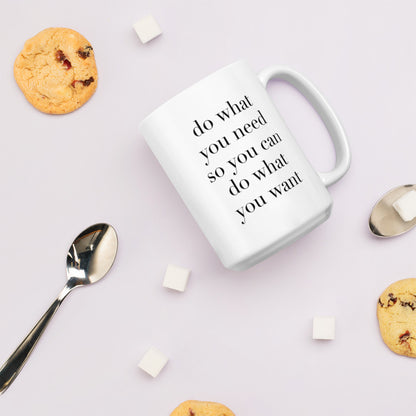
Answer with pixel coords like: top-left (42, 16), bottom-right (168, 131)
top-left (377, 278), bottom-right (416, 357)
top-left (14, 27), bottom-right (97, 114)
top-left (170, 401), bottom-right (235, 416)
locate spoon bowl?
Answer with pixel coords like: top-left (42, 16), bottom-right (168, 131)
top-left (66, 223), bottom-right (118, 286)
top-left (369, 185), bottom-right (416, 237)
top-left (0, 223), bottom-right (118, 394)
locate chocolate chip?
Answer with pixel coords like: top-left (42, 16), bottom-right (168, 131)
top-left (82, 77), bottom-right (94, 86)
top-left (77, 45), bottom-right (93, 59)
top-left (399, 330), bottom-right (411, 343)
top-left (71, 77), bottom-right (95, 88)
top-left (77, 50), bottom-right (89, 59)
top-left (387, 293), bottom-right (397, 306)
top-left (379, 293), bottom-right (397, 308)
top-left (400, 301), bottom-right (416, 311)
top-left (63, 59), bottom-right (71, 70)
top-left (55, 50), bottom-right (71, 70)
top-left (55, 50), bottom-right (65, 62)
top-left (189, 410), bottom-right (195, 416)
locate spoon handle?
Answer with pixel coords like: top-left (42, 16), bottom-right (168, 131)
top-left (0, 297), bottom-right (62, 394)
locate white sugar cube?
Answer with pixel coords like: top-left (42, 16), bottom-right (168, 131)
top-left (163, 264), bottom-right (191, 292)
top-left (138, 347), bottom-right (168, 378)
top-left (312, 317), bottom-right (335, 340)
top-left (393, 190), bottom-right (416, 222)
top-left (133, 15), bottom-right (162, 44)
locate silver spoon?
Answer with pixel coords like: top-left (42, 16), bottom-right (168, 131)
top-left (369, 185), bottom-right (416, 237)
top-left (0, 223), bottom-right (118, 394)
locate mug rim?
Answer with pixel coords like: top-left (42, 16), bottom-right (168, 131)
top-left (139, 59), bottom-right (247, 130)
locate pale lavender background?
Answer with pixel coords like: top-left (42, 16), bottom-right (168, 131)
top-left (0, 0), bottom-right (414, 414)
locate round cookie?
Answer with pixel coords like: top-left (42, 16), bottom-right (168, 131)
top-left (14, 27), bottom-right (97, 114)
top-left (170, 400), bottom-right (235, 416)
top-left (377, 278), bottom-right (416, 357)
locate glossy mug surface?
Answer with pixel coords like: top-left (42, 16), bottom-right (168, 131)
top-left (140, 61), bottom-right (350, 270)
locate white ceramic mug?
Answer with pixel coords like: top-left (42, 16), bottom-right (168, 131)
top-left (140, 61), bottom-right (350, 270)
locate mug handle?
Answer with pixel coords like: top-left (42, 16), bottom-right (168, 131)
top-left (258, 66), bottom-right (351, 187)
